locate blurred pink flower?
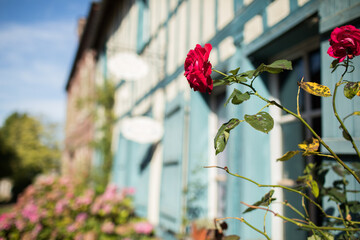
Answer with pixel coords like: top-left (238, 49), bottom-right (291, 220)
top-left (66, 192), bottom-right (75, 199)
top-left (22, 202), bottom-right (40, 223)
top-left (59, 177), bottom-right (71, 186)
top-left (74, 190), bottom-right (94, 209)
top-left (103, 184), bottom-right (118, 201)
top-left (74, 233), bottom-right (84, 240)
top-left (134, 222), bottom-right (153, 235)
top-left (31, 223), bottom-right (43, 238)
top-left (101, 221), bottom-right (115, 234)
top-left (102, 204), bottom-right (112, 214)
top-left (55, 199), bottom-right (68, 215)
top-left (0, 213), bottom-right (14, 230)
top-left (90, 200), bottom-right (101, 214)
top-left (76, 213), bottom-right (88, 223)
top-left (67, 223), bottom-right (78, 233)
top-left (15, 218), bottom-right (26, 231)
top-left (37, 175), bottom-right (55, 186)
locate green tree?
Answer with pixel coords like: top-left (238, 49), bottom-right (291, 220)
top-left (0, 112), bottom-right (60, 200)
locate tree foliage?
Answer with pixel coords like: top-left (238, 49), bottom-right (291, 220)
top-left (0, 112), bottom-right (60, 200)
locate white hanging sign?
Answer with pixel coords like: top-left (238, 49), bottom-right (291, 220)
top-left (121, 116), bottom-right (163, 143)
top-left (108, 52), bottom-right (149, 81)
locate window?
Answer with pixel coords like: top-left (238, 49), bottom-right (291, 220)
top-left (270, 37), bottom-right (321, 239)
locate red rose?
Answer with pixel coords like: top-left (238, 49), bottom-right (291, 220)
top-left (184, 43), bottom-right (213, 93)
top-left (327, 25), bottom-right (360, 62)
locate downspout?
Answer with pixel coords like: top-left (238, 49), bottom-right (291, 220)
top-left (181, 92), bottom-right (190, 235)
top-left (269, 74), bottom-right (284, 240)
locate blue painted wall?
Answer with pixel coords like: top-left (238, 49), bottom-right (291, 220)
top-left (108, 0), bottom-right (360, 239)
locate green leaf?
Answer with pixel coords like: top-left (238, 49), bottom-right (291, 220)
top-left (343, 82), bottom-right (360, 99)
top-left (330, 59), bottom-right (340, 69)
top-left (310, 179), bottom-right (319, 198)
top-left (224, 89), bottom-right (250, 107)
top-left (277, 150), bottom-right (300, 161)
top-left (223, 235), bottom-right (240, 240)
top-left (253, 60), bottom-right (292, 77)
top-left (299, 82), bottom-right (332, 97)
top-left (244, 112), bottom-right (274, 134)
top-left (214, 118), bottom-right (241, 155)
top-left (266, 59), bottom-right (293, 71)
top-left (243, 190), bottom-right (275, 213)
top-left (327, 188), bottom-right (346, 203)
top-left (241, 70), bottom-right (256, 79)
top-left (213, 79), bottom-right (227, 87)
top-left (342, 128), bottom-right (352, 141)
top-left (332, 165), bottom-right (347, 177)
top-left (235, 76), bottom-right (248, 83)
top-left (229, 67), bottom-right (240, 75)
top-left (348, 201), bottom-right (360, 213)
top-left (308, 233), bottom-right (334, 240)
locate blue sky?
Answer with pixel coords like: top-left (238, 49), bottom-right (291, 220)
top-left (0, 0), bottom-right (94, 128)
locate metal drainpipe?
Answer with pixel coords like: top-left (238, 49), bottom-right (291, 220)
top-left (181, 96), bottom-right (190, 235)
top-left (269, 74), bottom-right (284, 240)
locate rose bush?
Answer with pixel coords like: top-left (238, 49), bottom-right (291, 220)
top-left (185, 25), bottom-right (360, 240)
top-left (184, 43), bottom-right (213, 93)
top-left (0, 175), bottom-right (156, 240)
top-left (327, 25), bottom-right (360, 62)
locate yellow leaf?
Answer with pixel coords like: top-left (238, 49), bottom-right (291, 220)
top-left (298, 138), bottom-right (319, 152)
top-left (298, 142), bottom-right (307, 150)
top-left (308, 138), bottom-right (319, 152)
top-left (299, 82), bottom-right (332, 97)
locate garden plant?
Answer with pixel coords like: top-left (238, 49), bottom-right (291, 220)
top-left (184, 25), bottom-right (360, 239)
top-left (0, 175), bottom-right (155, 240)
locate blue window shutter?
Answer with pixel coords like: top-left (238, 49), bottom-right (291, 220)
top-left (187, 92), bottom-right (210, 220)
top-left (112, 135), bottom-right (129, 189)
top-left (132, 141), bottom-right (151, 217)
top-left (159, 95), bottom-right (184, 233)
top-left (321, 40), bottom-right (360, 154)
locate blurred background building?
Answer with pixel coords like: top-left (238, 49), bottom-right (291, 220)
top-left (63, 0), bottom-right (360, 239)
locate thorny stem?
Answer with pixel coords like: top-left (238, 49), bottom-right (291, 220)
top-left (205, 166), bottom-right (324, 213)
top-left (301, 197), bottom-right (317, 238)
top-left (284, 201), bottom-right (306, 219)
top-left (241, 201), bottom-right (360, 234)
top-left (286, 200), bottom-right (329, 239)
top-left (297, 77), bottom-right (304, 117)
top-left (254, 91), bottom-right (360, 184)
top-left (332, 58), bottom-right (360, 158)
top-left (204, 166), bottom-right (360, 224)
top-left (215, 217), bottom-right (271, 240)
top-left (212, 67), bottom-right (360, 182)
top-left (337, 204), bottom-right (351, 238)
top-left (212, 68), bottom-right (229, 78)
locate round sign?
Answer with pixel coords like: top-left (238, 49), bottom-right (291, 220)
top-left (121, 116), bottom-right (163, 143)
top-left (108, 52), bottom-right (149, 81)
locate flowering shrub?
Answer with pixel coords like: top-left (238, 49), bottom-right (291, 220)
top-left (185, 25), bottom-right (360, 240)
top-left (0, 175), bottom-right (155, 240)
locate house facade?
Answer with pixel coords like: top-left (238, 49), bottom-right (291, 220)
top-left (65, 0), bottom-right (360, 239)
top-left (63, 3), bottom-right (100, 185)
